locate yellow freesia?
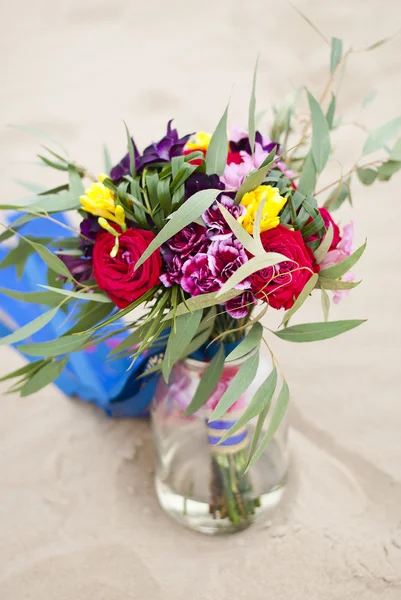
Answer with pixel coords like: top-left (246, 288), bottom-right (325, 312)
top-left (186, 131), bottom-right (212, 152)
top-left (238, 185), bottom-right (287, 235)
top-left (80, 174), bottom-right (126, 229)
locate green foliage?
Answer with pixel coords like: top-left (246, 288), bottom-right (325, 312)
top-left (307, 90), bottom-right (331, 172)
top-left (330, 37), bottom-right (343, 73)
top-left (205, 103), bottom-right (229, 176)
top-left (184, 346), bottom-right (225, 416)
top-left (20, 358), bottom-right (69, 397)
top-left (273, 320), bottom-right (366, 343)
top-left (162, 310), bottom-right (203, 382)
top-left (281, 273), bottom-right (319, 327)
top-left (226, 322), bottom-right (263, 362)
top-left (320, 240), bottom-right (366, 280)
top-left (234, 148), bottom-right (276, 203)
top-left (357, 167), bottom-right (377, 185)
top-left (0, 305), bottom-right (61, 345)
top-left (362, 116), bottom-right (401, 156)
top-left (248, 57), bottom-right (259, 153)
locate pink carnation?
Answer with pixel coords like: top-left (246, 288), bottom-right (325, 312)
top-left (320, 222), bottom-right (355, 304)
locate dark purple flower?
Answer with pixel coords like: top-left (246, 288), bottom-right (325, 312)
top-left (185, 173), bottom-right (224, 199)
top-left (225, 291), bottom-right (257, 319)
top-left (110, 121), bottom-right (192, 183)
top-left (160, 254), bottom-right (184, 288)
top-left (203, 195), bottom-right (246, 240)
top-left (165, 223), bottom-right (208, 258)
top-left (229, 130), bottom-right (279, 156)
top-left (208, 238), bottom-right (250, 290)
top-left (59, 254), bottom-right (93, 283)
top-left (181, 254), bottom-right (222, 296)
top-left (79, 216), bottom-right (100, 257)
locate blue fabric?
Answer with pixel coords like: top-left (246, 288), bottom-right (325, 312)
top-left (0, 213), bottom-right (244, 418)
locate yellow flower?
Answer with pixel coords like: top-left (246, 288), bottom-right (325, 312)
top-left (238, 185), bottom-right (287, 235)
top-left (80, 174), bottom-right (126, 229)
top-left (186, 131), bottom-right (212, 152)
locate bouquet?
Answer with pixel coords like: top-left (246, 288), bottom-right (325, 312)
top-left (1, 36), bottom-right (400, 531)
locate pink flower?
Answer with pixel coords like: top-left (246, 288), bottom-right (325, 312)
top-left (220, 161), bottom-right (251, 190)
top-left (320, 222), bottom-right (355, 303)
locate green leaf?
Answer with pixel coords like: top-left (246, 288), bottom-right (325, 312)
top-left (390, 137), bottom-right (401, 161)
top-left (319, 278), bottom-right (361, 290)
top-left (19, 333), bottom-right (92, 357)
top-left (281, 273), bottom-right (319, 327)
top-left (248, 57), bottom-right (259, 153)
top-left (135, 188), bottom-right (220, 268)
top-left (218, 367), bottom-right (277, 447)
top-left (38, 284), bottom-right (110, 303)
top-left (321, 288), bottom-right (330, 321)
top-left (205, 103), bottom-right (229, 176)
top-left (0, 287), bottom-right (64, 306)
top-left (170, 162), bottom-right (198, 193)
top-left (24, 191), bottom-right (80, 214)
top-left (234, 150), bottom-right (276, 204)
top-left (184, 346), bottom-right (225, 416)
top-left (66, 302), bottom-right (114, 335)
top-left (22, 237), bottom-right (72, 278)
top-left (357, 167), bottom-right (377, 185)
top-left (246, 380), bottom-right (290, 470)
top-left (330, 37), bottom-right (343, 73)
top-left (298, 152), bottom-right (317, 196)
top-left (180, 307), bottom-right (216, 358)
top-left (209, 350), bottom-right (260, 421)
top-left (314, 223), bottom-right (334, 263)
top-left (377, 160), bottom-right (401, 181)
top-left (320, 240), bottom-right (366, 280)
top-left (323, 177), bottom-right (351, 211)
top-left (216, 253), bottom-right (289, 297)
top-left (0, 239), bottom-right (34, 274)
top-left (362, 116), bottom-right (401, 156)
top-left (217, 202), bottom-right (261, 255)
top-left (163, 289), bottom-right (240, 320)
top-left (362, 90), bottom-right (377, 109)
top-left (307, 90), bottom-right (331, 172)
top-left (68, 165), bottom-right (85, 196)
top-left (0, 359), bottom-right (47, 383)
top-left (0, 306), bottom-right (60, 345)
top-left (273, 319), bottom-right (366, 343)
top-left (123, 121), bottom-right (136, 177)
top-left (103, 144), bottom-right (112, 175)
top-left (19, 357), bottom-right (69, 397)
top-left (326, 94), bottom-right (336, 129)
top-left (226, 322), bottom-right (263, 362)
top-left (162, 310), bottom-right (203, 382)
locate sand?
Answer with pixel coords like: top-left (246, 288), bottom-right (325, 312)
top-left (1, 0), bottom-right (401, 598)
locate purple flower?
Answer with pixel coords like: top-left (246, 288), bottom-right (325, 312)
top-left (160, 254), bottom-right (184, 288)
top-left (165, 223), bottom-right (208, 258)
top-left (203, 195), bottom-right (246, 240)
top-left (229, 127), bottom-right (279, 156)
top-left (59, 254), bottom-right (93, 283)
top-left (110, 121), bottom-right (192, 183)
top-left (79, 216), bottom-right (100, 257)
top-left (185, 173), bottom-right (224, 199)
top-left (225, 291), bottom-right (257, 319)
top-left (181, 254), bottom-right (222, 296)
top-left (208, 238), bottom-right (250, 290)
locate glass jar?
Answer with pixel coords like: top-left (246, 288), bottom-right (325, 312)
top-left (151, 348), bottom-right (289, 534)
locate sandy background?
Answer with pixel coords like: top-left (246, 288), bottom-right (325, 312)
top-left (1, 0), bottom-right (401, 598)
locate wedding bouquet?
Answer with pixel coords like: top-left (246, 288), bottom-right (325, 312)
top-left (1, 36), bottom-right (400, 531)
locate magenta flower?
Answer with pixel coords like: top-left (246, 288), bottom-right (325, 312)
top-left (225, 291), bottom-right (257, 319)
top-left (165, 223), bottom-right (208, 258)
top-left (160, 254), bottom-right (184, 288)
top-left (181, 254), bottom-right (222, 296)
top-left (208, 238), bottom-right (250, 290)
top-left (202, 195), bottom-right (246, 240)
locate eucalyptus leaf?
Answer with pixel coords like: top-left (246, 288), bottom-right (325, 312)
top-left (206, 103), bottom-right (229, 176)
top-left (307, 90), bottom-right (331, 172)
top-left (0, 287), bottom-right (65, 306)
top-left (281, 273), bottom-right (319, 327)
top-left (297, 152), bottom-right (317, 196)
top-left (218, 202), bottom-right (261, 255)
top-left (362, 116), bottom-right (401, 156)
top-left (23, 237), bottom-right (72, 278)
top-left (377, 160), bottom-right (401, 181)
top-left (209, 350), bottom-right (260, 421)
top-left (314, 223), bottom-right (334, 263)
top-left (326, 94), bottom-right (336, 129)
top-left (390, 138), bottom-right (401, 161)
top-left (234, 152), bottom-right (275, 204)
top-left (216, 253), bottom-right (289, 297)
top-left (323, 177), bottom-right (351, 211)
top-left (248, 57), bottom-right (259, 153)
top-left (357, 167), bottom-right (377, 185)
top-left (162, 310), bottom-right (203, 382)
top-left (246, 380), bottom-right (289, 470)
top-left (103, 144), bottom-right (112, 175)
top-left (68, 165), bottom-right (85, 196)
top-left (362, 90), bottom-right (377, 108)
top-left (273, 319), bottom-right (366, 343)
top-left (135, 189), bottom-right (220, 268)
top-left (330, 37), bottom-right (343, 73)
top-left (20, 357), bottom-right (69, 397)
top-left (218, 366), bottom-right (277, 445)
top-left (38, 284), bottom-right (111, 303)
top-left (226, 322), bottom-right (263, 362)
top-left (320, 240), bottom-right (366, 280)
top-left (0, 359), bottom-right (47, 383)
top-left (319, 278), bottom-right (361, 290)
top-left (19, 333), bottom-right (92, 357)
top-left (184, 346), bottom-right (225, 416)
top-left (66, 302), bottom-right (114, 335)
top-left (123, 121), bottom-right (136, 177)
top-left (321, 288), bottom-right (330, 322)
top-left (0, 306), bottom-right (60, 345)
top-left (163, 289), bottom-right (240, 320)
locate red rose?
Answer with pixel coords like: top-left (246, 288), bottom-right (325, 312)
top-left (93, 228), bottom-right (161, 308)
top-left (183, 147), bottom-right (206, 166)
top-left (227, 151), bottom-right (243, 165)
top-left (249, 225), bottom-right (317, 310)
